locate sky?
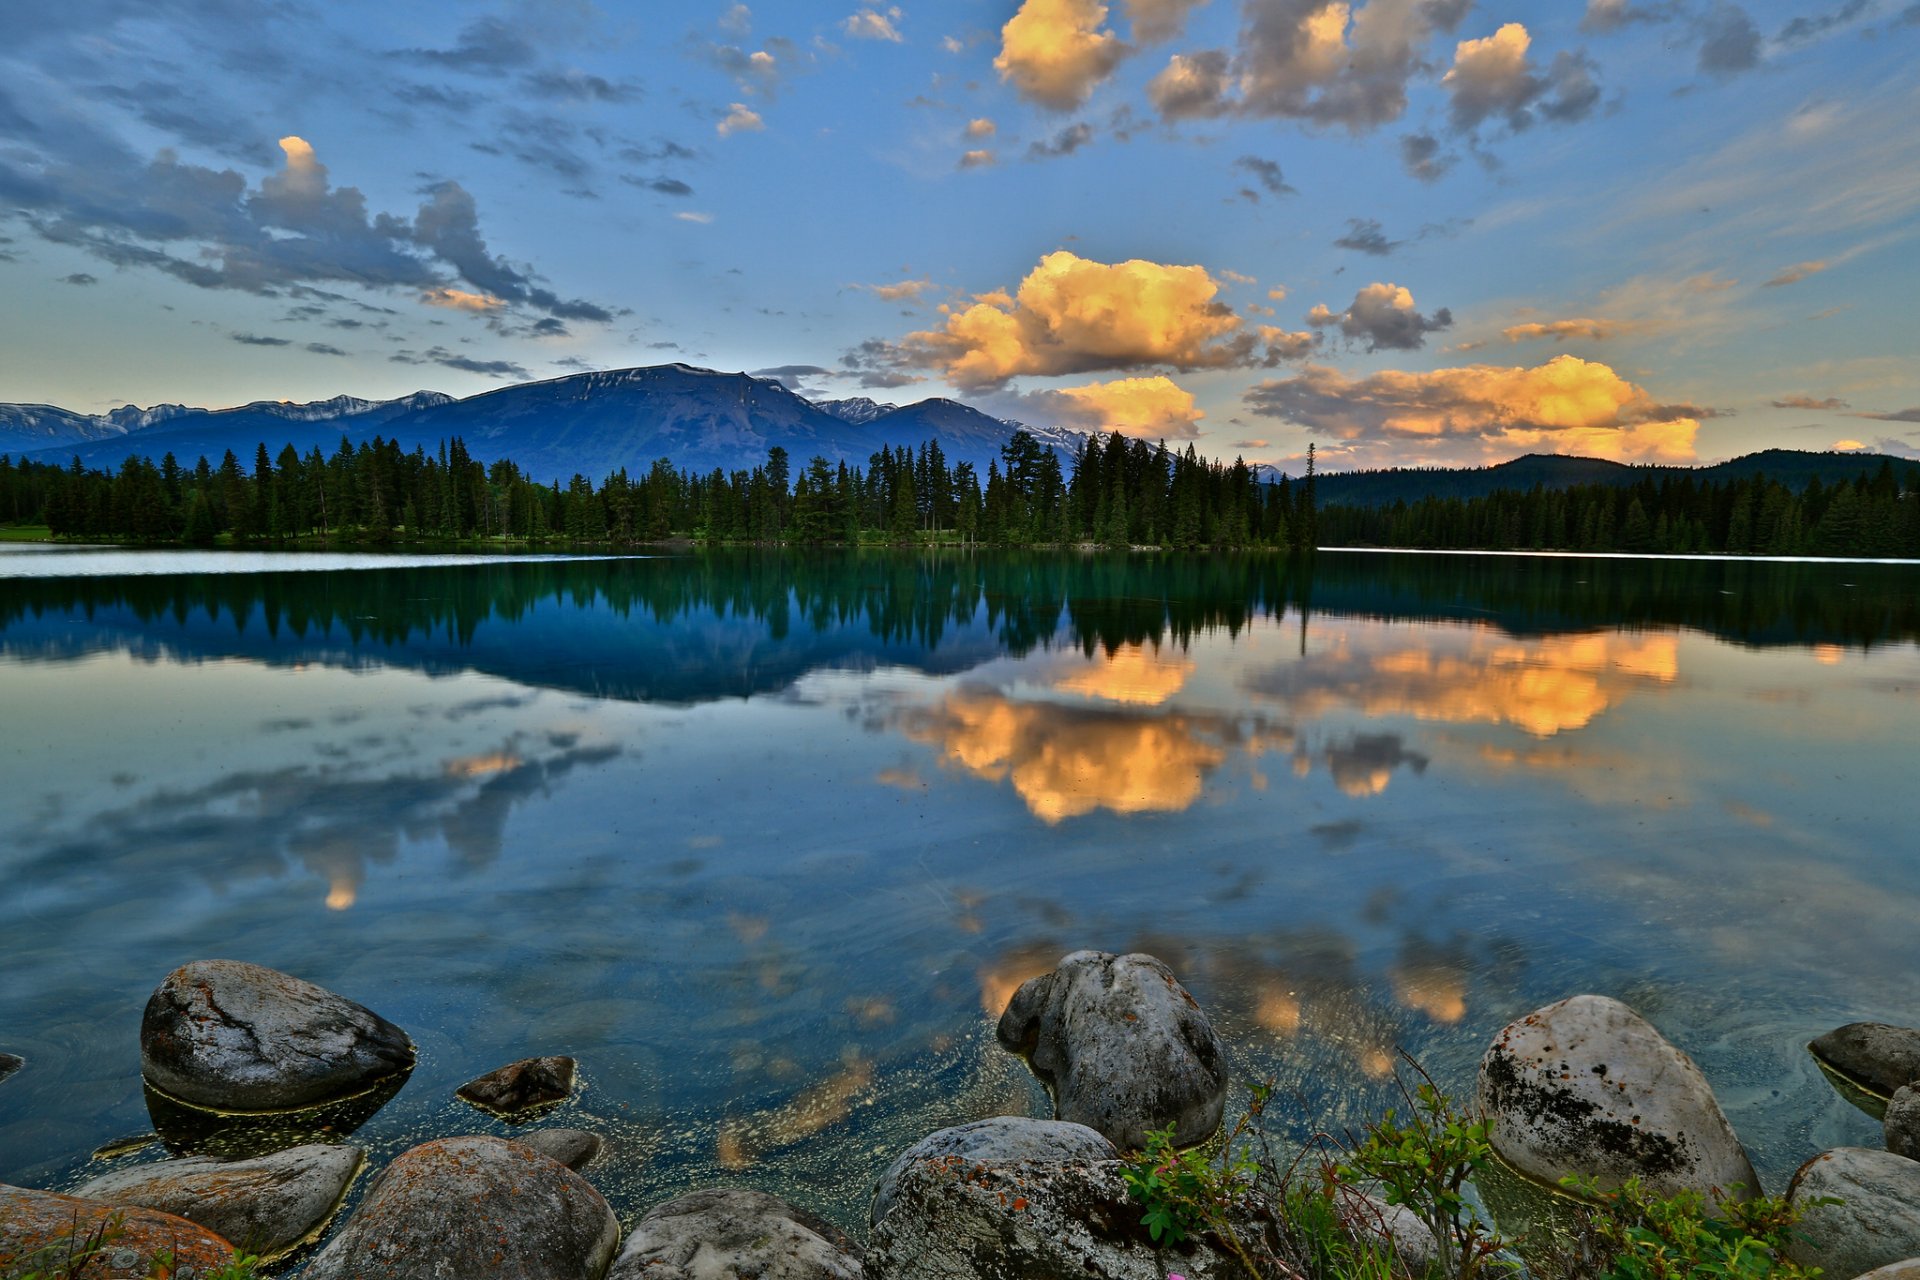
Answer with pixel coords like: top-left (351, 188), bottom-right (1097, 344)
top-left (1, 0), bottom-right (1917, 471)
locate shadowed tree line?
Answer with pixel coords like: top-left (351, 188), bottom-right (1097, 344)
top-left (1, 430), bottom-right (1317, 551)
top-left (1319, 464), bottom-right (1920, 560)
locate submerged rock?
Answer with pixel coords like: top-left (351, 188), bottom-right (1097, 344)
top-left (996, 950), bottom-right (1228, 1149)
top-left (866, 1150), bottom-right (1268, 1280)
top-left (872, 1117), bottom-right (1118, 1228)
top-left (303, 1136), bottom-right (618, 1280)
top-left (1813, 1023), bottom-right (1920, 1099)
top-left (1476, 994), bottom-right (1758, 1198)
top-left (144, 1072), bottom-right (405, 1158)
top-left (141, 959), bottom-right (415, 1113)
top-left (610, 1188), bottom-right (862, 1280)
top-left (0, 1184), bottom-right (234, 1276)
top-left (458, 1056), bottom-right (577, 1117)
top-left (513, 1128), bottom-right (603, 1172)
top-left (1787, 1147), bottom-right (1920, 1280)
top-left (0, 1052), bottom-right (21, 1086)
top-left (70, 1143), bottom-right (362, 1261)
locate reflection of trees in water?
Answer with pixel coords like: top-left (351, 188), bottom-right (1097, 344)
top-left (2, 553), bottom-right (1912, 685)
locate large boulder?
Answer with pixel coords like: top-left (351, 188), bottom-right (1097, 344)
top-left (304, 1136), bottom-right (619, 1280)
top-left (458, 1056), bottom-right (577, 1116)
top-left (1856, 1265), bottom-right (1920, 1280)
top-left (513, 1129), bottom-right (604, 1172)
top-left (0, 1184), bottom-right (234, 1276)
top-left (1813, 1024), bottom-right (1920, 1098)
top-left (609, 1188), bottom-right (862, 1280)
top-left (1477, 995), bottom-right (1758, 1198)
top-left (873, 1117), bottom-right (1118, 1228)
top-left (69, 1143), bottom-right (363, 1261)
top-left (140, 960), bottom-right (414, 1112)
top-left (1787, 1147), bottom-right (1920, 1280)
top-left (865, 1150), bottom-right (1268, 1280)
top-left (996, 951), bottom-right (1228, 1149)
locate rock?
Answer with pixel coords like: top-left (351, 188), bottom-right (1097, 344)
top-left (1787, 1148), bottom-right (1920, 1280)
top-left (141, 959), bottom-right (414, 1113)
top-left (0, 1052), bottom-right (21, 1085)
top-left (996, 950), bottom-right (1229, 1149)
top-left (865, 1151), bottom-right (1270, 1280)
top-left (1855, 1263), bottom-right (1920, 1280)
top-left (143, 1072), bottom-right (406, 1159)
top-left (1813, 1023), bottom-right (1920, 1098)
top-left (872, 1117), bottom-right (1117, 1228)
top-left (458, 1056), bottom-right (577, 1116)
top-left (303, 1136), bottom-right (619, 1280)
top-left (1337, 1190), bottom-right (1440, 1277)
top-left (1887, 1086), bottom-right (1920, 1161)
top-left (513, 1129), bottom-right (604, 1172)
top-left (69, 1143), bottom-right (363, 1261)
top-left (0, 1184), bottom-right (234, 1276)
top-left (610, 1188), bottom-right (862, 1280)
top-left (1477, 994), bottom-right (1758, 1199)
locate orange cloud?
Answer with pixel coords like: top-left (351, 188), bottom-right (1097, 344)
top-left (421, 287), bottom-right (507, 313)
top-left (1502, 318), bottom-right (1629, 344)
top-left (904, 250), bottom-right (1256, 390)
top-left (995, 0), bottom-right (1127, 110)
top-left (1246, 354), bottom-right (1702, 465)
top-left (1048, 375), bottom-right (1205, 439)
top-left (718, 103), bottom-right (765, 136)
top-left (965, 117), bottom-right (998, 139)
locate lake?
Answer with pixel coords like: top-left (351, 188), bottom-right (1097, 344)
top-left (1, 545), bottom-right (1917, 1235)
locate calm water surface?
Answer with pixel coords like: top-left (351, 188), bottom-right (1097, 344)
top-left (1, 546), bottom-right (1916, 1235)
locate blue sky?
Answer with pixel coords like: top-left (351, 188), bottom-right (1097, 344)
top-left (2, 0), bottom-right (1916, 469)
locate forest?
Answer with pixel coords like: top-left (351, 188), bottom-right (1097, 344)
top-left (2, 428), bottom-right (1917, 559)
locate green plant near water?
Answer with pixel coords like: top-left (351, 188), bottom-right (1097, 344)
top-left (1340, 1076), bottom-right (1515, 1280)
top-left (1554, 1174), bottom-right (1828, 1280)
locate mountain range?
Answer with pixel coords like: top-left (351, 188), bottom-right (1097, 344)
top-left (4, 363), bottom-right (1907, 502)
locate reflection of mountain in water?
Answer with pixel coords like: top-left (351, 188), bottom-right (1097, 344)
top-left (0, 551), bottom-right (1914, 705)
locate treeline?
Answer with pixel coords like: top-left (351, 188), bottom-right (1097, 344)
top-left (1320, 464), bottom-right (1920, 560)
top-left (0, 430), bottom-right (1319, 551)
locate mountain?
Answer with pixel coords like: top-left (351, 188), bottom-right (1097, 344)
top-left (14, 365), bottom-right (1079, 480)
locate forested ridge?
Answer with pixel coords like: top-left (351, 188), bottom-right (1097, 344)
top-left (3, 428), bottom-right (1917, 558)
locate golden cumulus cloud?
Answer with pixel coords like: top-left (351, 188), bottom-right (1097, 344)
top-left (995, 0), bottom-right (1127, 110)
top-left (901, 690), bottom-right (1228, 823)
top-left (718, 103), bottom-right (765, 136)
top-left (1050, 375), bottom-right (1206, 439)
top-left (421, 287), bottom-right (507, 313)
top-left (1055, 643), bottom-right (1196, 705)
top-left (907, 250), bottom-right (1253, 390)
top-left (965, 117), bottom-right (998, 139)
top-left (1246, 354), bottom-right (1702, 465)
top-left (1502, 317), bottom-right (1629, 344)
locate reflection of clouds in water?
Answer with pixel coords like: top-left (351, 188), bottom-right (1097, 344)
top-left (17, 737), bottom-right (620, 912)
top-left (716, 1052), bottom-right (873, 1171)
top-left (900, 689), bottom-right (1243, 823)
top-left (1317, 733), bottom-right (1429, 798)
top-left (1053, 644), bottom-right (1195, 706)
top-left (1247, 631), bottom-right (1678, 738)
top-left (976, 942), bottom-right (1067, 1018)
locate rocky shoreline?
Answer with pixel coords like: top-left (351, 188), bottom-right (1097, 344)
top-left (5, 952), bottom-right (1920, 1279)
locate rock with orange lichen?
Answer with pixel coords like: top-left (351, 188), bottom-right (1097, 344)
top-left (609, 1188), bottom-right (862, 1280)
top-left (70, 1143), bottom-right (362, 1261)
top-left (140, 960), bottom-right (414, 1113)
top-left (871, 1117), bottom-right (1116, 1229)
top-left (303, 1136), bottom-right (619, 1280)
top-left (865, 1151), bottom-right (1268, 1280)
top-left (1476, 994), bottom-right (1757, 1199)
top-left (996, 951), bottom-right (1228, 1149)
top-left (0, 1183), bottom-right (235, 1277)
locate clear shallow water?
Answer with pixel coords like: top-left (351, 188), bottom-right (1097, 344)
top-left (0, 547), bottom-right (1916, 1236)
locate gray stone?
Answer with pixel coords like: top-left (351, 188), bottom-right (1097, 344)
top-left (1787, 1147), bottom-right (1920, 1280)
top-left (865, 1152), bottom-right (1270, 1280)
top-left (1855, 1263), bottom-right (1920, 1280)
top-left (1886, 1086), bottom-right (1920, 1161)
top-left (1477, 994), bottom-right (1758, 1199)
top-left (996, 950), bottom-right (1228, 1149)
top-left (513, 1128), bottom-right (604, 1172)
top-left (1342, 1191), bottom-right (1440, 1277)
top-left (458, 1056), bottom-right (577, 1116)
top-left (0, 1052), bottom-right (21, 1085)
top-left (1814, 1024), bottom-right (1920, 1098)
top-left (872, 1117), bottom-right (1118, 1228)
top-left (70, 1143), bottom-right (363, 1261)
top-left (610, 1188), bottom-right (862, 1280)
top-left (140, 960), bottom-right (414, 1112)
top-left (304, 1136), bottom-right (619, 1280)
